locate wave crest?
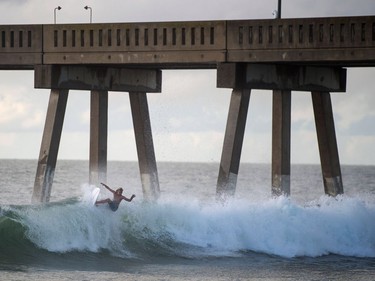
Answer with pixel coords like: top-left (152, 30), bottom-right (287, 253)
top-left (1, 194), bottom-right (374, 259)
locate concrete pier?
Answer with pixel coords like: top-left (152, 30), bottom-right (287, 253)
top-left (33, 65), bottom-right (161, 202)
top-left (130, 92), bottom-right (160, 201)
top-left (32, 89), bottom-right (68, 203)
top-left (216, 88), bottom-right (250, 200)
top-left (312, 91), bottom-right (344, 196)
top-left (89, 90), bottom-right (108, 186)
top-left (272, 90), bottom-right (291, 196)
top-left (1, 15), bottom-right (373, 202)
top-left (217, 63), bottom-right (346, 198)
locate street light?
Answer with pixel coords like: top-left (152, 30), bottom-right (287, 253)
top-left (272, 0), bottom-right (282, 18)
top-left (54, 6), bottom-right (62, 24)
top-left (273, 0), bottom-right (282, 19)
top-left (84, 6), bottom-right (92, 24)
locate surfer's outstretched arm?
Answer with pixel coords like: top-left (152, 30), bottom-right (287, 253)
top-left (101, 182), bottom-right (115, 193)
top-left (122, 194), bottom-right (136, 202)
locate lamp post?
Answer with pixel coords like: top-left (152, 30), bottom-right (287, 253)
top-left (54, 6), bottom-right (62, 24)
top-left (277, 0), bottom-right (282, 18)
top-left (84, 6), bottom-right (92, 23)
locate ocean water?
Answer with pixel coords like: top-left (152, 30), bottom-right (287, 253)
top-left (0, 160), bottom-right (374, 280)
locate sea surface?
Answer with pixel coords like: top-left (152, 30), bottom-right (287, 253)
top-left (0, 159), bottom-right (374, 280)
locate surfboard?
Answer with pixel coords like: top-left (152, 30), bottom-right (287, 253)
top-left (91, 187), bottom-right (100, 206)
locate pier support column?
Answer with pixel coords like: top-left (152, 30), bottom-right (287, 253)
top-left (34, 65), bottom-right (162, 202)
top-left (32, 89), bottom-right (68, 203)
top-left (129, 92), bottom-right (160, 201)
top-left (89, 90), bottom-right (108, 186)
top-left (272, 90), bottom-right (291, 196)
top-left (216, 88), bottom-right (251, 200)
top-left (217, 63), bottom-right (346, 198)
top-left (312, 91), bottom-right (344, 196)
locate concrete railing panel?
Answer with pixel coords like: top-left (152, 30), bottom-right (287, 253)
top-left (0, 25), bottom-right (42, 68)
top-left (227, 16), bottom-right (375, 64)
top-left (0, 17), bottom-right (374, 68)
top-left (42, 21), bottom-right (226, 66)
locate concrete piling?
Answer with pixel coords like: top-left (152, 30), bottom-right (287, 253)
top-left (32, 89), bottom-right (68, 203)
top-left (272, 90), bottom-right (291, 196)
top-left (216, 88), bottom-right (250, 200)
top-left (217, 63), bottom-right (346, 199)
top-left (89, 90), bottom-right (108, 186)
top-left (32, 65), bottom-right (161, 203)
top-left (312, 91), bottom-right (344, 196)
top-left (129, 92), bottom-right (160, 201)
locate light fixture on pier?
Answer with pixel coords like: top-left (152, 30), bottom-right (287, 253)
top-left (84, 6), bottom-right (92, 24)
top-left (277, 0), bottom-right (282, 18)
top-left (272, 0), bottom-right (282, 19)
top-left (54, 6), bottom-right (62, 24)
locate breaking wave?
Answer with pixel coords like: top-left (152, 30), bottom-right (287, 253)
top-left (1, 187), bottom-right (374, 266)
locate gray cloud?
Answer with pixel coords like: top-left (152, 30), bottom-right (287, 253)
top-left (0, 0), bottom-right (374, 164)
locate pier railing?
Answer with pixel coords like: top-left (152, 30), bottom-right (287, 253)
top-left (42, 21), bottom-right (226, 66)
top-left (227, 16), bottom-right (375, 64)
top-left (0, 25), bottom-right (42, 68)
top-left (0, 16), bottom-right (374, 69)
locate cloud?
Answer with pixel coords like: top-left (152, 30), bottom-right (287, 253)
top-left (0, 0), bottom-right (27, 5)
top-left (333, 68), bottom-right (375, 134)
top-left (0, 94), bottom-right (28, 124)
top-left (0, 86), bottom-right (46, 131)
top-left (0, 132), bottom-right (16, 146)
top-left (0, 132), bottom-right (41, 158)
top-left (339, 135), bottom-right (375, 165)
top-left (0, 0), bottom-right (374, 166)
top-left (283, 0), bottom-right (375, 17)
top-left (21, 111), bottom-right (44, 129)
top-left (1, 0), bottom-right (375, 25)
top-left (291, 130), bottom-right (320, 164)
top-left (155, 131), bottom-right (225, 162)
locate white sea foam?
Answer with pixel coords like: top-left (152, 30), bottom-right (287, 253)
top-left (126, 194), bottom-right (375, 258)
top-left (15, 187), bottom-right (375, 259)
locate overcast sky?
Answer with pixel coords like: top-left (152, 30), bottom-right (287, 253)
top-left (0, 0), bottom-right (374, 165)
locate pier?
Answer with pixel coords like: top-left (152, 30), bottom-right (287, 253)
top-left (0, 15), bottom-right (374, 202)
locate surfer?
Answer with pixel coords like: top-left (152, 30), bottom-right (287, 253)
top-left (95, 182), bottom-right (136, 211)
